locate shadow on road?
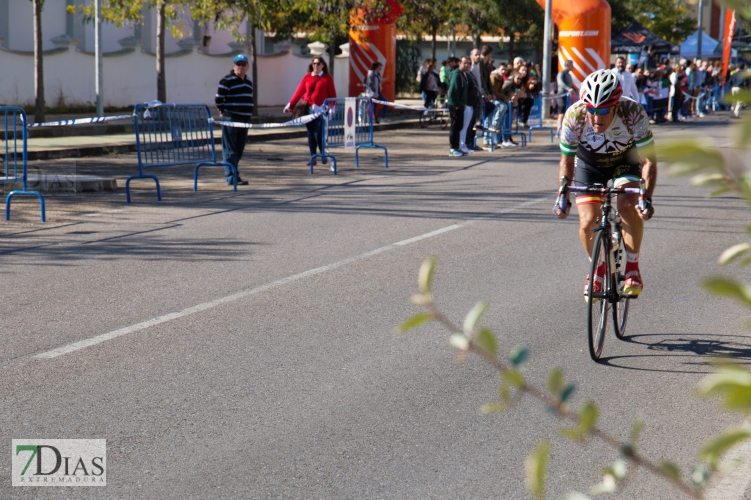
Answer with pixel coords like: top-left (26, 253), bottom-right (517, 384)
top-left (598, 333), bottom-right (751, 373)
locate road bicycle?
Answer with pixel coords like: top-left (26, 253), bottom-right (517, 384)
top-left (556, 176), bottom-right (647, 361)
top-left (419, 94), bottom-right (448, 129)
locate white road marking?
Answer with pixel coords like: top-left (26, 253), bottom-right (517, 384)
top-left (35, 197), bottom-right (549, 359)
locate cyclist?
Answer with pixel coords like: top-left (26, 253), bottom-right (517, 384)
top-left (554, 69), bottom-right (656, 299)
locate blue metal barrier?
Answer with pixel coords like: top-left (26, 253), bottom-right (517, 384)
top-left (1, 107), bottom-right (45, 221)
top-left (127, 102), bottom-right (235, 202)
top-left (313, 97), bottom-right (388, 174)
top-left (527, 97), bottom-right (554, 143)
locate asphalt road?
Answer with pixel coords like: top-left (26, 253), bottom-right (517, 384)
top-left (1, 116), bottom-right (750, 499)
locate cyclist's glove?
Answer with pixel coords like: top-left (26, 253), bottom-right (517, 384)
top-left (639, 198), bottom-right (655, 219)
top-left (553, 195), bottom-right (571, 218)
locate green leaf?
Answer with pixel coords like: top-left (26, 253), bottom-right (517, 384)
top-left (691, 173), bottom-right (729, 188)
top-left (547, 366), bottom-right (565, 396)
top-left (658, 460), bottom-right (681, 480)
top-left (697, 365), bottom-right (751, 396)
top-left (630, 417), bottom-right (644, 446)
top-left (698, 429), bottom-right (751, 468)
top-left (558, 427), bottom-right (584, 442)
top-left (410, 293), bottom-right (432, 305)
top-left (509, 345), bottom-right (529, 367)
top-left (611, 459), bottom-right (627, 480)
top-left (590, 474), bottom-right (617, 494)
top-left (579, 401), bottom-right (599, 433)
top-left (474, 327), bottom-right (498, 357)
top-left (449, 333), bottom-right (469, 351)
top-left (691, 465), bottom-right (709, 487)
top-left (463, 301), bottom-right (488, 334)
top-left (701, 276), bottom-right (751, 309)
top-left (560, 384), bottom-right (576, 404)
top-left (737, 112), bottom-right (751, 146)
top-left (480, 402), bottom-right (507, 414)
top-left (721, 385), bottom-right (751, 411)
top-left (396, 312), bottom-right (432, 333)
top-left (502, 370), bottom-right (525, 389)
top-left (564, 493), bottom-right (592, 500)
top-left (418, 256), bottom-right (437, 294)
top-left (499, 383), bottom-right (511, 403)
top-left (660, 141), bottom-right (725, 176)
top-left (719, 244), bottom-right (751, 266)
top-left (525, 440), bottom-right (551, 500)
top-left (709, 186), bottom-right (733, 198)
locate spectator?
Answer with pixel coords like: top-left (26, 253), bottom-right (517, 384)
top-left (420, 60), bottom-right (441, 113)
top-left (448, 56), bottom-right (469, 156)
top-left (365, 61), bottom-right (390, 123)
top-left (686, 61), bottom-right (699, 117)
top-left (521, 75), bottom-right (541, 126)
top-left (668, 63), bottom-right (685, 122)
top-left (614, 56), bottom-right (639, 100)
top-left (466, 48), bottom-right (484, 152)
top-left (501, 71), bottom-right (527, 147)
top-left (512, 65), bottom-right (532, 127)
top-left (513, 57), bottom-right (525, 72)
top-left (215, 53), bottom-right (254, 186)
top-left (284, 56), bottom-right (337, 169)
top-left (556, 59), bottom-right (575, 135)
top-left (488, 61), bottom-right (509, 136)
top-left (479, 45), bottom-right (494, 147)
top-left (638, 45), bottom-right (658, 71)
top-left (438, 59), bottom-right (452, 94)
top-left (729, 63), bottom-right (747, 117)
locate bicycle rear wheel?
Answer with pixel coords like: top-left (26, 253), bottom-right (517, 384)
top-left (439, 112), bottom-right (448, 130)
top-left (419, 113), bottom-right (430, 128)
top-left (613, 236), bottom-right (630, 339)
top-left (588, 231), bottom-right (609, 361)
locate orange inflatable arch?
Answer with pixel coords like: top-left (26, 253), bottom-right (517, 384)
top-left (535, 0), bottom-right (611, 86)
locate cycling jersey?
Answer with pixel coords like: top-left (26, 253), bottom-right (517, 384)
top-left (559, 97), bottom-right (654, 168)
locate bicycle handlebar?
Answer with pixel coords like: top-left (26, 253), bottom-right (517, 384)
top-left (556, 176), bottom-right (646, 213)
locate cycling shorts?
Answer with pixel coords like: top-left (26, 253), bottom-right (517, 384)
top-left (573, 158), bottom-right (642, 205)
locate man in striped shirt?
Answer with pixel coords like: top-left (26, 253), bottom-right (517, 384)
top-left (216, 54), bottom-right (254, 185)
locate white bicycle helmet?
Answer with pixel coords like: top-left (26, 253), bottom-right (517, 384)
top-left (580, 69), bottom-right (623, 108)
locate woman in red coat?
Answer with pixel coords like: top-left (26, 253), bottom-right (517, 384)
top-left (284, 56), bottom-right (337, 168)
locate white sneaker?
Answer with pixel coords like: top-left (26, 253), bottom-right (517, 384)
top-left (381, 118), bottom-right (392, 123)
top-left (502, 141), bottom-right (517, 148)
top-left (329, 164), bottom-right (336, 172)
top-left (460, 146), bottom-right (472, 154)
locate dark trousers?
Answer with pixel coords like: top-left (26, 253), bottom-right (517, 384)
top-left (520, 97), bottom-right (534, 123)
top-left (221, 123), bottom-right (248, 181)
top-left (448, 105), bottom-right (464, 150)
top-left (466, 102), bottom-right (480, 146)
top-left (306, 116), bottom-right (324, 156)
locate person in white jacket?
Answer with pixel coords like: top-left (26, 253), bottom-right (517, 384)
top-left (613, 56), bottom-right (640, 101)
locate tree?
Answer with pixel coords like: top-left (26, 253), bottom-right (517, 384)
top-left (397, 0), bottom-right (455, 61)
top-left (32, 0), bottom-right (45, 122)
top-left (69, 0), bottom-right (184, 102)
top-left (609, 0), bottom-right (694, 44)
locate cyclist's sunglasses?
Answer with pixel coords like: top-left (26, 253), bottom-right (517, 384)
top-left (586, 106), bottom-right (615, 116)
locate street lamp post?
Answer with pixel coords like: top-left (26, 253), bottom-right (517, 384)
top-left (95, 0), bottom-right (103, 117)
top-left (541, 0), bottom-right (553, 119)
top-left (697, 0), bottom-right (704, 59)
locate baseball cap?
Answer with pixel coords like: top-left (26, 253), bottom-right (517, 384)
top-left (234, 54), bottom-right (249, 64)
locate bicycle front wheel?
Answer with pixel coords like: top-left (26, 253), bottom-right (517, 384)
top-left (613, 236), bottom-right (630, 339)
top-left (439, 112), bottom-right (448, 130)
top-left (419, 113), bottom-right (430, 129)
top-left (588, 231), bottom-right (609, 361)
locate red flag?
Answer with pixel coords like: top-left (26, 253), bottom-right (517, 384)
top-left (723, 9), bottom-right (736, 83)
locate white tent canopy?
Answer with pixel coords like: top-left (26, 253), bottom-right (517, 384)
top-left (680, 30), bottom-right (720, 59)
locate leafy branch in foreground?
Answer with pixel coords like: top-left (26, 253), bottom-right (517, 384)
top-left (399, 257), bottom-right (751, 499)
